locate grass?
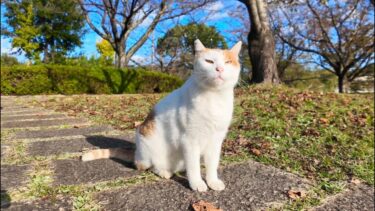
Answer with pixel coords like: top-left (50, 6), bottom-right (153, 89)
top-left (31, 94), bottom-right (164, 130)
top-left (8, 84), bottom-right (375, 209)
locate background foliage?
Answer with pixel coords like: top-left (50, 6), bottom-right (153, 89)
top-left (0, 65), bottom-right (183, 95)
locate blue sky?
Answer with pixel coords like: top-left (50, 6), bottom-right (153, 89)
top-left (0, 1), bottom-right (245, 64)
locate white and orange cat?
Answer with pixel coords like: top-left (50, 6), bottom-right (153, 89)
top-left (82, 39), bottom-right (242, 192)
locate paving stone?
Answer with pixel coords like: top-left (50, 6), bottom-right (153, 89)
top-left (28, 134), bottom-right (135, 156)
top-left (1, 110), bottom-right (51, 116)
top-left (312, 184), bottom-right (374, 211)
top-left (1, 196), bottom-right (72, 211)
top-left (0, 106), bottom-right (30, 111)
top-left (1, 165), bottom-right (29, 190)
top-left (1, 118), bottom-right (88, 129)
top-left (1, 114), bottom-right (66, 121)
top-left (1, 108), bottom-right (46, 114)
top-left (0, 104), bottom-right (21, 107)
top-left (14, 125), bottom-right (113, 139)
top-left (53, 158), bottom-right (138, 186)
top-left (95, 160), bottom-right (311, 211)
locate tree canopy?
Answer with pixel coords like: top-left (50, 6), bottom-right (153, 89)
top-left (96, 39), bottom-right (115, 65)
top-left (155, 23), bottom-right (227, 76)
top-left (3, 0), bottom-right (86, 63)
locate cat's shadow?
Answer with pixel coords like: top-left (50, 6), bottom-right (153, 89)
top-left (170, 173), bottom-right (191, 189)
top-left (85, 135), bottom-right (135, 169)
top-left (84, 135), bottom-right (191, 189)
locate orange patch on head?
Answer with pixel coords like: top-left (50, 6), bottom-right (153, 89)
top-left (139, 109), bottom-right (156, 137)
top-left (223, 50), bottom-right (240, 67)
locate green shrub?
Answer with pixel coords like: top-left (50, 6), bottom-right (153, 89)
top-left (0, 65), bottom-right (183, 95)
top-left (283, 67), bottom-right (337, 92)
top-left (1, 53), bottom-right (20, 66)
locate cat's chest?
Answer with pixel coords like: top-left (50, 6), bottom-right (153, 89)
top-left (190, 94), bottom-right (233, 128)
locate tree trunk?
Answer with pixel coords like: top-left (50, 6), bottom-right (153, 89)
top-left (337, 75), bottom-right (344, 93)
top-left (241, 0), bottom-right (280, 84)
top-left (337, 74), bottom-right (350, 93)
top-left (43, 45), bottom-right (50, 63)
top-left (115, 46), bottom-right (128, 68)
top-left (248, 30), bottom-right (280, 83)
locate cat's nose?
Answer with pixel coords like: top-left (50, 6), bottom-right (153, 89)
top-left (216, 67), bottom-right (224, 73)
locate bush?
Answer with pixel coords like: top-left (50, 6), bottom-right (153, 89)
top-left (0, 65), bottom-right (183, 95)
top-left (1, 53), bottom-right (20, 66)
top-left (283, 66), bottom-right (337, 92)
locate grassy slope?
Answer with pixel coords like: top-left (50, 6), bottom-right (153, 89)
top-left (31, 85), bottom-right (374, 208)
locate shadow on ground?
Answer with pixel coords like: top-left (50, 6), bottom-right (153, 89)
top-left (84, 135), bottom-right (192, 189)
top-left (85, 135), bottom-right (136, 169)
top-left (1, 189), bottom-right (11, 209)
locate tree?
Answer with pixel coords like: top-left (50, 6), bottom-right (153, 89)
top-left (2, 1), bottom-right (40, 61)
top-left (238, 0), bottom-right (280, 84)
top-left (229, 2), bottom-right (300, 82)
top-left (79, 0), bottom-right (213, 68)
top-left (3, 0), bottom-right (86, 63)
top-left (155, 23), bottom-right (227, 76)
top-left (96, 38), bottom-right (115, 65)
top-left (276, 0), bottom-right (374, 93)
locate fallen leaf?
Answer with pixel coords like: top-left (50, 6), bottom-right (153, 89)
top-left (250, 148), bottom-right (261, 156)
top-left (134, 121), bottom-right (142, 127)
top-left (319, 118), bottom-right (329, 124)
top-left (350, 178), bottom-right (361, 185)
top-left (237, 136), bottom-right (248, 146)
top-left (89, 111), bottom-right (97, 115)
top-left (192, 200), bottom-right (222, 211)
top-left (121, 116), bottom-right (130, 122)
top-left (261, 142), bottom-right (271, 150)
top-left (287, 189), bottom-right (307, 200)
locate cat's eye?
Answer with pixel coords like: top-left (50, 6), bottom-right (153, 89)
top-left (225, 60), bottom-right (232, 64)
top-left (205, 59), bottom-right (214, 64)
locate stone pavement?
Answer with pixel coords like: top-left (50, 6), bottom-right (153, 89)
top-left (1, 96), bottom-right (374, 210)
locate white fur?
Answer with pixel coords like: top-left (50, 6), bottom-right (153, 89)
top-left (135, 40), bottom-right (242, 192)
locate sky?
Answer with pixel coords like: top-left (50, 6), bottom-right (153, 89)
top-left (0, 1), bottom-right (245, 64)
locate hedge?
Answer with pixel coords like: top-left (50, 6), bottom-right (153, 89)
top-left (0, 65), bottom-right (183, 95)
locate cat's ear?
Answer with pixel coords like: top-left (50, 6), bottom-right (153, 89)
top-left (230, 41), bottom-right (242, 55)
top-left (194, 39), bottom-right (206, 52)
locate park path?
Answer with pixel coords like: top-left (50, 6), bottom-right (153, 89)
top-left (1, 96), bottom-right (373, 210)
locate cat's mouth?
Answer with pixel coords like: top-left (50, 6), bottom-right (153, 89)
top-left (215, 75), bottom-right (224, 81)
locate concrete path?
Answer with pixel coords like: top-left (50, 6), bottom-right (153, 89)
top-left (1, 96), bottom-right (373, 210)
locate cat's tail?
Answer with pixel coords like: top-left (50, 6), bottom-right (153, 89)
top-left (81, 148), bottom-right (134, 162)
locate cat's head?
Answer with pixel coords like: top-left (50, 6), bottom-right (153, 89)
top-left (193, 39), bottom-right (242, 90)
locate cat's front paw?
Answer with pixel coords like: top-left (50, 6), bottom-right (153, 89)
top-left (207, 179), bottom-right (225, 191)
top-left (189, 179), bottom-right (208, 192)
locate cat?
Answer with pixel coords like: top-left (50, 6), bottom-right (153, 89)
top-left (82, 39), bottom-right (242, 192)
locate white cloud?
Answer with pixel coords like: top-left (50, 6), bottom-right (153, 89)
top-left (1, 38), bottom-right (12, 54)
top-left (136, 11), bottom-right (156, 28)
top-left (130, 54), bottom-right (149, 65)
top-left (208, 12), bottom-right (229, 21)
top-left (206, 1), bottom-right (224, 11)
top-left (203, 1), bottom-right (229, 21)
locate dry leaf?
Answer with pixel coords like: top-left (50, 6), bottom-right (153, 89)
top-left (134, 121), bottom-right (142, 127)
top-left (89, 111), bottom-right (97, 115)
top-left (350, 178), bottom-right (361, 185)
top-left (287, 189), bottom-right (307, 200)
top-left (250, 148), bottom-right (261, 156)
top-left (238, 136), bottom-right (248, 145)
top-left (319, 118), bottom-right (329, 124)
top-left (192, 200), bottom-right (222, 211)
top-left (261, 142), bottom-right (271, 150)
